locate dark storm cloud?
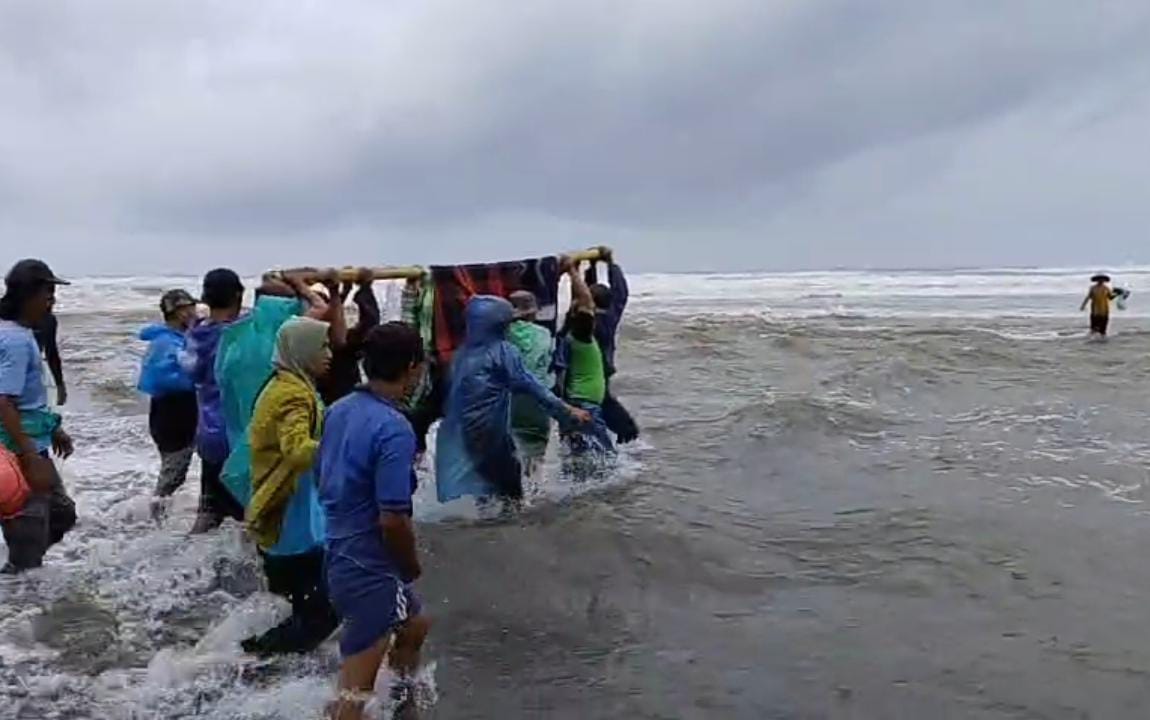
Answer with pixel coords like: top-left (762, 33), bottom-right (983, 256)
top-left (3, 1), bottom-right (1150, 272)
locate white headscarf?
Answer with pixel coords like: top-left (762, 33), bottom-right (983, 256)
top-left (273, 316), bottom-right (330, 384)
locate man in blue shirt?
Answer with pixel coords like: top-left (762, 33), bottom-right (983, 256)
top-left (320, 322), bottom-right (429, 720)
top-left (0, 260), bottom-right (77, 574)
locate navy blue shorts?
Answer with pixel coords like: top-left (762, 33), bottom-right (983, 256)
top-left (327, 557), bottom-right (422, 658)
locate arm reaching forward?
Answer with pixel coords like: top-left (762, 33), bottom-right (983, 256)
top-left (503, 344), bottom-right (590, 425)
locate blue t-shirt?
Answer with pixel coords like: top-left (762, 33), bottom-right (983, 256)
top-left (0, 320), bottom-right (52, 453)
top-left (319, 389), bottom-right (417, 576)
top-left (0, 320), bottom-right (48, 412)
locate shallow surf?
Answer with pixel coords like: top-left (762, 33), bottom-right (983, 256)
top-left (5, 269), bottom-right (1150, 718)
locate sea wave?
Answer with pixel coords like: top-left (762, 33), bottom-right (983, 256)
top-left (49, 267), bottom-right (1150, 321)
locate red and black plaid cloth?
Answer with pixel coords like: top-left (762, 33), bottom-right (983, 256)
top-left (430, 256), bottom-right (562, 363)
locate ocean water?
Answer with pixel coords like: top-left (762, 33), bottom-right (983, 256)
top-left (3, 267), bottom-right (1150, 719)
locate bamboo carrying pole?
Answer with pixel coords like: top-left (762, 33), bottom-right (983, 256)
top-left (271, 247), bottom-right (608, 284)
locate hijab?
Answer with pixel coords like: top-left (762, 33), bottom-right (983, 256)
top-left (273, 316), bottom-right (330, 386)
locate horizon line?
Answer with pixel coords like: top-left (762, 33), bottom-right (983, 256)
top-left (63, 261), bottom-right (1150, 279)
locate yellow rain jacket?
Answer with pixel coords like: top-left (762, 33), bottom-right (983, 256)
top-left (246, 370), bottom-right (323, 550)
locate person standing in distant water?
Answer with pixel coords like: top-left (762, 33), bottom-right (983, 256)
top-left (507, 290), bottom-right (555, 478)
top-left (318, 269), bottom-right (381, 406)
top-left (137, 290), bottom-right (199, 513)
top-left (33, 300), bottom-right (67, 408)
top-left (1081, 273), bottom-right (1119, 338)
top-left (0, 260), bottom-right (77, 574)
top-left (185, 269), bottom-right (250, 533)
top-left (320, 323), bottom-right (430, 720)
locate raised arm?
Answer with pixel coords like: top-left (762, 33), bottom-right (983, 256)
top-left (350, 272), bottom-right (381, 342)
top-left (259, 272), bottom-right (301, 299)
top-left (584, 262), bottom-right (599, 287)
top-left (326, 283), bottom-right (348, 349)
top-left (281, 272), bottom-right (348, 348)
top-left (567, 260), bottom-right (595, 313)
top-left (607, 259), bottom-right (629, 316)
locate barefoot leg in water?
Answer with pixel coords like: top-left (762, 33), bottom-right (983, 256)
top-left (327, 614), bottom-right (431, 720)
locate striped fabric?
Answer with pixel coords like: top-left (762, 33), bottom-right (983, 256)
top-left (429, 256), bottom-right (561, 363)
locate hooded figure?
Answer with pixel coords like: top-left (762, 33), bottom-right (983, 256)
top-left (436, 295), bottom-right (576, 503)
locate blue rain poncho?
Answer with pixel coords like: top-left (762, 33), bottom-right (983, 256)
top-left (137, 325), bottom-right (194, 397)
top-left (435, 296), bottom-right (570, 502)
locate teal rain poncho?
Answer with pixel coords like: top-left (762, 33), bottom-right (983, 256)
top-left (216, 295), bottom-right (303, 505)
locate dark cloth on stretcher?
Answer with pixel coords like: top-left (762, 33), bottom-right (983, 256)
top-left (410, 257), bottom-right (562, 452)
top-left (430, 257), bottom-right (562, 364)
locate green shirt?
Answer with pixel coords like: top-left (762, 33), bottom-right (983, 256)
top-left (566, 337), bottom-right (606, 405)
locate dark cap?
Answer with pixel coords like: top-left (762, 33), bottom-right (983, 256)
top-left (508, 290), bottom-right (539, 319)
top-left (5, 259), bottom-right (69, 289)
top-left (160, 289), bottom-right (198, 316)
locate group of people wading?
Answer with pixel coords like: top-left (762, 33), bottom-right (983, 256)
top-left (0, 250), bottom-right (635, 719)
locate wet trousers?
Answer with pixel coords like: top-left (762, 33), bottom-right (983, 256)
top-left (1, 455), bottom-right (76, 572)
top-left (242, 549), bottom-right (340, 656)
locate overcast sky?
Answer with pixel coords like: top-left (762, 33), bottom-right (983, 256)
top-left (3, 1), bottom-right (1149, 275)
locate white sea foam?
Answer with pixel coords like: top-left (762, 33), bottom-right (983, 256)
top-left (4, 265), bottom-right (1148, 718)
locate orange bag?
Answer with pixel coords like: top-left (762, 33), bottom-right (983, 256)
top-left (0, 446), bottom-right (30, 519)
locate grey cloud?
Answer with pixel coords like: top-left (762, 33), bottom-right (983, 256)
top-left (3, 1), bottom-right (1150, 272)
